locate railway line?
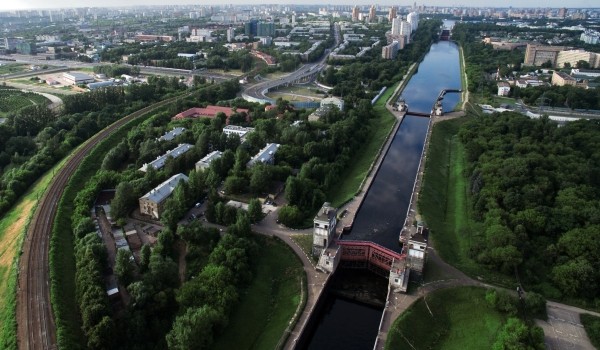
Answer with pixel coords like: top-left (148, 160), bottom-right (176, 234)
top-left (17, 93), bottom-right (187, 350)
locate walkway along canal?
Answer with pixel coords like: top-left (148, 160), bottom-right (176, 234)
top-left (298, 34), bottom-right (463, 350)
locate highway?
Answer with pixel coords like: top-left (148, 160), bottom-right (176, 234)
top-left (242, 23), bottom-right (341, 103)
top-left (16, 94), bottom-right (188, 350)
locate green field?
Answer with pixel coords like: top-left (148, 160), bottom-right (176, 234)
top-left (385, 287), bottom-right (505, 350)
top-left (0, 88), bottom-right (50, 116)
top-left (418, 118), bottom-right (514, 286)
top-left (327, 83), bottom-right (398, 207)
top-left (0, 63), bottom-right (29, 75)
top-left (213, 236), bottom-right (304, 350)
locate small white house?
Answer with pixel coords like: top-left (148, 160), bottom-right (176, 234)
top-left (497, 82), bottom-right (511, 96)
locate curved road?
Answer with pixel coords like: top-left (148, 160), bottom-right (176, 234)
top-left (17, 93), bottom-right (187, 350)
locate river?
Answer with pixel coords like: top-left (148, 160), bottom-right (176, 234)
top-left (302, 21), bottom-right (462, 350)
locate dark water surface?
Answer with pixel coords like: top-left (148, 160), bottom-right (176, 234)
top-left (302, 34), bottom-right (462, 350)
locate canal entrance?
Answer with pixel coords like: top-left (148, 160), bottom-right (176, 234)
top-left (301, 21), bottom-right (461, 350)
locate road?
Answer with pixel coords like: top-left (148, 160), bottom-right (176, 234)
top-left (242, 23), bottom-right (340, 103)
top-left (16, 93), bottom-right (188, 350)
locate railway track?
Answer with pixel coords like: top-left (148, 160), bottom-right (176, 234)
top-left (17, 93), bottom-right (186, 350)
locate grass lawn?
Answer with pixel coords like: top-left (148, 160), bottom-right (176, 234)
top-left (0, 63), bottom-right (28, 75)
top-left (581, 314), bottom-right (600, 349)
top-left (213, 236), bottom-right (304, 350)
top-left (291, 233), bottom-right (316, 264)
top-left (327, 83), bottom-right (398, 207)
top-left (418, 118), bottom-right (514, 286)
top-left (385, 286), bottom-right (505, 350)
top-left (0, 157), bottom-right (67, 350)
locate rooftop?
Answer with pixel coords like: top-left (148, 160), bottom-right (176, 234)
top-left (158, 127), bottom-right (186, 142)
top-left (195, 150), bottom-right (222, 168)
top-left (139, 143), bottom-right (193, 172)
top-left (140, 173), bottom-right (189, 204)
top-left (247, 143), bottom-right (280, 167)
top-left (315, 202), bottom-right (337, 222)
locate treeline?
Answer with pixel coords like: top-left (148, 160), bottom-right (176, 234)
top-left (0, 77), bottom-right (187, 220)
top-left (93, 64), bottom-right (140, 78)
top-left (512, 84), bottom-right (600, 110)
top-left (459, 113), bottom-right (600, 301)
top-left (452, 22), bottom-right (525, 95)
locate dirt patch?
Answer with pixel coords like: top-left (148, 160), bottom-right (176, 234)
top-left (0, 199), bottom-right (35, 306)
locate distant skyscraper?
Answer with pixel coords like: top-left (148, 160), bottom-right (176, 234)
top-left (352, 6), bottom-right (359, 22)
top-left (407, 12), bottom-right (419, 32)
top-left (227, 27), bottom-right (235, 42)
top-left (388, 6), bottom-right (397, 22)
top-left (369, 5), bottom-right (376, 22)
top-left (558, 7), bottom-right (567, 18)
top-left (391, 18), bottom-right (402, 36)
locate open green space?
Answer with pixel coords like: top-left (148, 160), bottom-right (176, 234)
top-left (418, 118), bottom-right (513, 286)
top-left (327, 83), bottom-right (398, 207)
top-left (581, 314), bottom-right (600, 349)
top-left (0, 88), bottom-right (50, 116)
top-left (0, 63), bottom-right (29, 75)
top-left (385, 286), bottom-right (505, 350)
top-left (291, 233), bottom-right (316, 263)
top-left (213, 236), bottom-right (304, 350)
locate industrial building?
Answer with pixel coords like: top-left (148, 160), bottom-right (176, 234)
top-left (63, 71), bottom-right (95, 85)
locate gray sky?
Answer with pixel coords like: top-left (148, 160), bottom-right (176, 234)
top-left (1, 0), bottom-right (598, 11)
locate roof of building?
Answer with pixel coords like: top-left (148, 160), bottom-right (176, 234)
top-left (195, 150), bottom-right (222, 168)
top-left (247, 143), bottom-right (280, 167)
top-left (63, 71), bottom-right (94, 81)
top-left (88, 80), bottom-right (115, 89)
top-left (172, 106), bottom-right (250, 124)
top-left (139, 143), bottom-right (193, 172)
top-left (140, 173), bottom-right (189, 204)
top-left (497, 81), bottom-right (510, 87)
top-left (315, 202), bottom-right (337, 222)
top-left (555, 71), bottom-right (575, 80)
top-left (158, 127), bottom-right (186, 142)
top-left (223, 125), bottom-right (255, 133)
top-left (409, 224), bottom-right (429, 244)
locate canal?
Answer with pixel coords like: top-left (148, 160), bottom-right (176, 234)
top-left (303, 22), bottom-right (462, 350)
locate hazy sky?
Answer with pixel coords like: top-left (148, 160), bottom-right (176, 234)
top-left (0, 0), bottom-right (598, 11)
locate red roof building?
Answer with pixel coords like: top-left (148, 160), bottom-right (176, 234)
top-left (172, 106), bottom-right (250, 124)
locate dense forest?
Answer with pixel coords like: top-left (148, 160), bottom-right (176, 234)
top-left (459, 113), bottom-right (600, 302)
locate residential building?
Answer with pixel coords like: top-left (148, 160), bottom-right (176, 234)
top-left (391, 18), bottom-right (402, 36)
top-left (222, 125), bottom-right (255, 140)
top-left (351, 6), bottom-right (359, 22)
top-left (139, 173), bottom-right (189, 219)
top-left (369, 5), bottom-right (376, 23)
top-left (558, 7), bottom-right (567, 18)
top-left (497, 82), bottom-right (511, 96)
top-left (139, 143), bottom-right (193, 172)
top-left (247, 143), bottom-right (280, 167)
top-left (312, 202), bottom-right (337, 256)
top-left (581, 31), bottom-right (600, 45)
top-left (157, 127), bottom-right (186, 142)
top-left (227, 27), bottom-right (235, 42)
top-left (62, 72), bottom-right (95, 85)
top-left (382, 41), bottom-right (399, 59)
top-left (551, 71), bottom-right (588, 88)
top-left (134, 34), bottom-right (175, 42)
top-left (556, 50), bottom-right (599, 69)
top-left (407, 12), bottom-right (419, 32)
top-left (388, 7), bottom-right (397, 22)
top-left (257, 22), bottom-right (275, 37)
top-left (524, 44), bottom-right (565, 66)
top-left (400, 20), bottom-right (412, 43)
top-left (320, 96), bottom-right (344, 110)
top-left (195, 150), bottom-right (222, 171)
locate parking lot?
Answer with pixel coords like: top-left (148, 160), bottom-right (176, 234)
top-left (537, 306), bottom-right (595, 350)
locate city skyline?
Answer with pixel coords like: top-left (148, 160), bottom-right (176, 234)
top-left (1, 0), bottom-right (599, 11)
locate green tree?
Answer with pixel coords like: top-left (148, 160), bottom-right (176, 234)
top-left (111, 181), bottom-right (137, 220)
top-left (247, 198), bottom-right (263, 223)
top-left (166, 306), bottom-right (226, 350)
top-left (492, 317), bottom-right (545, 350)
top-left (115, 249), bottom-right (135, 286)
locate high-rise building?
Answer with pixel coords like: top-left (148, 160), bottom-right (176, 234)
top-left (245, 19), bottom-right (258, 36)
top-left (369, 5), bottom-right (376, 23)
top-left (227, 27), bottom-right (235, 42)
top-left (351, 6), bottom-right (359, 22)
top-left (388, 6), bottom-right (397, 22)
top-left (558, 7), bottom-right (567, 18)
top-left (256, 22), bottom-right (275, 37)
top-left (400, 20), bottom-right (412, 43)
top-left (391, 18), bottom-right (402, 36)
top-left (382, 41), bottom-right (399, 59)
top-left (407, 12), bottom-right (419, 32)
